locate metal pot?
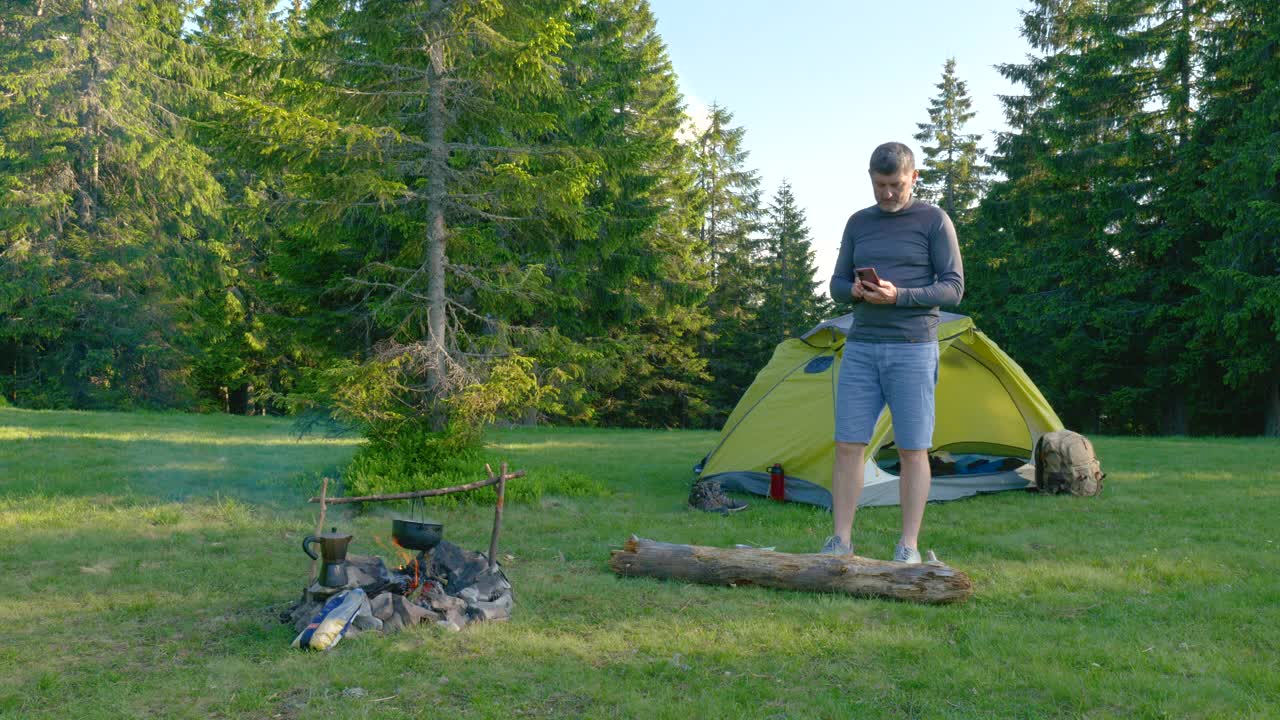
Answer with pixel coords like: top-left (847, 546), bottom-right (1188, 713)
top-left (302, 528), bottom-right (353, 587)
top-left (391, 518), bottom-right (443, 551)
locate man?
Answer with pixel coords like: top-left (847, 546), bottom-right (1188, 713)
top-left (822, 142), bottom-right (964, 562)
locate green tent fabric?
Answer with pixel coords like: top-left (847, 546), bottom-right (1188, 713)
top-left (696, 312), bottom-right (1064, 508)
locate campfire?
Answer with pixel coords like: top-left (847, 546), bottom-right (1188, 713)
top-left (282, 464), bottom-right (521, 648)
top-left (282, 541), bottom-right (514, 636)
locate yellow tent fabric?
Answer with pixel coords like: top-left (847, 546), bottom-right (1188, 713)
top-left (698, 313), bottom-right (1064, 507)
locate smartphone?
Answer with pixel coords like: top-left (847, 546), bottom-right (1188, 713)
top-left (855, 267), bottom-right (881, 287)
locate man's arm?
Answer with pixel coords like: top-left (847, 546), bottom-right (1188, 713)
top-left (829, 217), bottom-right (859, 304)
top-left (894, 210), bottom-right (964, 308)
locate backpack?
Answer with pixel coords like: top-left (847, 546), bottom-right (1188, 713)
top-left (1033, 430), bottom-right (1104, 496)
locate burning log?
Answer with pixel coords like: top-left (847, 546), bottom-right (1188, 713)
top-left (609, 536), bottom-right (973, 604)
top-left (286, 465), bottom-right (523, 640)
top-left (283, 545), bottom-right (514, 635)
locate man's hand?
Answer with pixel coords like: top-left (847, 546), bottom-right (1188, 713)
top-left (861, 279), bottom-right (898, 305)
top-left (851, 279), bottom-right (867, 301)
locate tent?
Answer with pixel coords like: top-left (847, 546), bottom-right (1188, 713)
top-left (695, 312), bottom-right (1064, 508)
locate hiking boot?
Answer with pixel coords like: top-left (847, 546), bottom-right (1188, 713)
top-left (893, 543), bottom-right (922, 564)
top-left (819, 535), bottom-right (852, 555)
top-left (688, 479), bottom-right (748, 515)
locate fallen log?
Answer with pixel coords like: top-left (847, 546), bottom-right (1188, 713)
top-left (609, 536), bottom-right (973, 604)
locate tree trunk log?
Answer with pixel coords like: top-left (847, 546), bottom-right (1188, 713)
top-left (1162, 393), bottom-right (1188, 436)
top-left (610, 536), bottom-right (973, 604)
top-left (424, 0), bottom-right (450, 403)
top-left (1265, 378), bottom-right (1279, 438)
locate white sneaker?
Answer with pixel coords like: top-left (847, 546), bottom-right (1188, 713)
top-left (893, 543), bottom-right (922, 564)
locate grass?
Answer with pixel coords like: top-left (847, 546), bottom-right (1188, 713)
top-left (1, 406), bottom-right (1277, 719)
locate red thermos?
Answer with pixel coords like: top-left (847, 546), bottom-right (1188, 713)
top-left (768, 463), bottom-right (785, 501)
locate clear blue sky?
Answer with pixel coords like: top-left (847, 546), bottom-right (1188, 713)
top-left (646, 0), bottom-right (1035, 284)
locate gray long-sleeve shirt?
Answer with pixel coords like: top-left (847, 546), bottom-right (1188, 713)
top-left (829, 198), bottom-right (964, 343)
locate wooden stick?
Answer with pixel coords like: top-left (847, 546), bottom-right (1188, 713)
top-left (610, 536), bottom-right (973, 604)
top-left (308, 477), bottom-right (329, 585)
top-left (487, 462), bottom-right (508, 570)
top-left (307, 470), bottom-right (525, 504)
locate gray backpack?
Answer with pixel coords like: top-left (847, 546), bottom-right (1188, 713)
top-left (1033, 430), bottom-right (1104, 496)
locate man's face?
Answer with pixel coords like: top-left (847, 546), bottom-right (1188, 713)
top-left (869, 168), bottom-right (919, 213)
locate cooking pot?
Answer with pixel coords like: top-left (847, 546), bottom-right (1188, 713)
top-left (391, 518), bottom-right (443, 551)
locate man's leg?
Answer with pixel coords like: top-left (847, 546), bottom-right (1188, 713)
top-left (831, 441), bottom-right (866, 546)
top-left (897, 448), bottom-right (930, 551)
top-left (827, 341), bottom-right (882, 553)
top-left (880, 341), bottom-right (939, 561)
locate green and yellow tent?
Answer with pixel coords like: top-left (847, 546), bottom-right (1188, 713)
top-left (696, 312), bottom-right (1064, 507)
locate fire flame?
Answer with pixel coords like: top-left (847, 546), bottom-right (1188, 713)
top-left (374, 535), bottom-right (420, 590)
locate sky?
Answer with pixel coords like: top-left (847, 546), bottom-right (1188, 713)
top-left (645, 0), bottom-right (1037, 285)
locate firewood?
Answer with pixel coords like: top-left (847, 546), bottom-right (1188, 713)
top-left (307, 477), bottom-right (329, 585)
top-left (609, 536), bottom-right (973, 604)
top-left (307, 469), bottom-right (524, 504)
top-left (486, 462), bottom-right (507, 570)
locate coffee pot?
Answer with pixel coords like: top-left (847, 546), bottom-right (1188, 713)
top-left (302, 527), bottom-right (353, 587)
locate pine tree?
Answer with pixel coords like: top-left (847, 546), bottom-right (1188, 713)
top-left (691, 103), bottom-right (766, 423)
top-left (913, 57), bottom-right (986, 222)
top-left (970, 0), bottom-right (1220, 434)
top-left (190, 0), bottom-right (293, 413)
top-left (696, 104), bottom-right (761, 292)
top-left (0, 0), bottom-right (224, 407)
top-left (540, 0), bottom-right (713, 427)
top-left (1186, 0), bottom-right (1280, 436)
top-left (758, 180), bottom-right (828, 339)
top-left (222, 0), bottom-right (588, 433)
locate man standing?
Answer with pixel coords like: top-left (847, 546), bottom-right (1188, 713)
top-left (822, 142), bottom-right (964, 562)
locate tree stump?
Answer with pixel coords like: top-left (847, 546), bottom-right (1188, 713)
top-left (609, 536), bottom-right (973, 604)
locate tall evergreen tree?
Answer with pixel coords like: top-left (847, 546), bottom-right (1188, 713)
top-left (540, 0), bottom-right (713, 427)
top-left (970, 0), bottom-right (1219, 434)
top-left (913, 57), bottom-right (986, 222)
top-left (758, 180), bottom-right (828, 339)
top-left (0, 0), bottom-right (224, 407)
top-left (190, 0), bottom-right (292, 414)
top-left (1186, 0), bottom-right (1280, 436)
top-left (692, 103), bottom-right (765, 422)
top-left (223, 0), bottom-right (589, 433)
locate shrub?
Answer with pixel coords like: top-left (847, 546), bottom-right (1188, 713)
top-left (342, 420), bottom-right (607, 506)
top-left (343, 420), bottom-right (483, 498)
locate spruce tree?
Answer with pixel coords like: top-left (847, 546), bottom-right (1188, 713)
top-left (1186, 0), bottom-right (1280, 435)
top-left (758, 180), bottom-right (828, 339)
top-left (913, 57), bottom-right (986, 222)
top-left (190, 0), bottom-right (292, 413)
top-left (691, 103), bottom-right (766, 423)
top-left (0, 0), bottom-right (224, 407)
top-left (222, 0), bottom-right (588, 434)
top-left (970, 0), bottom-right (1218, 434)
top-left (541, 0), bottom-right (713, 427)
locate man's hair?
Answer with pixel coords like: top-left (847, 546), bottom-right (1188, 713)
top-left (869, 142), bottom-right (915, 175)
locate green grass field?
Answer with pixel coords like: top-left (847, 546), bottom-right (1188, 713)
top-left (1, 407), bottom-right (1277, 719)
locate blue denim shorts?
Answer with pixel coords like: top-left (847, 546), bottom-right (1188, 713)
top-left (834, 340), bottom-right (940, 450)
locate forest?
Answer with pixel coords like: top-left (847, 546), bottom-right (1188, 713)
top-left (1, 0), bottom-right (1276, 441)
